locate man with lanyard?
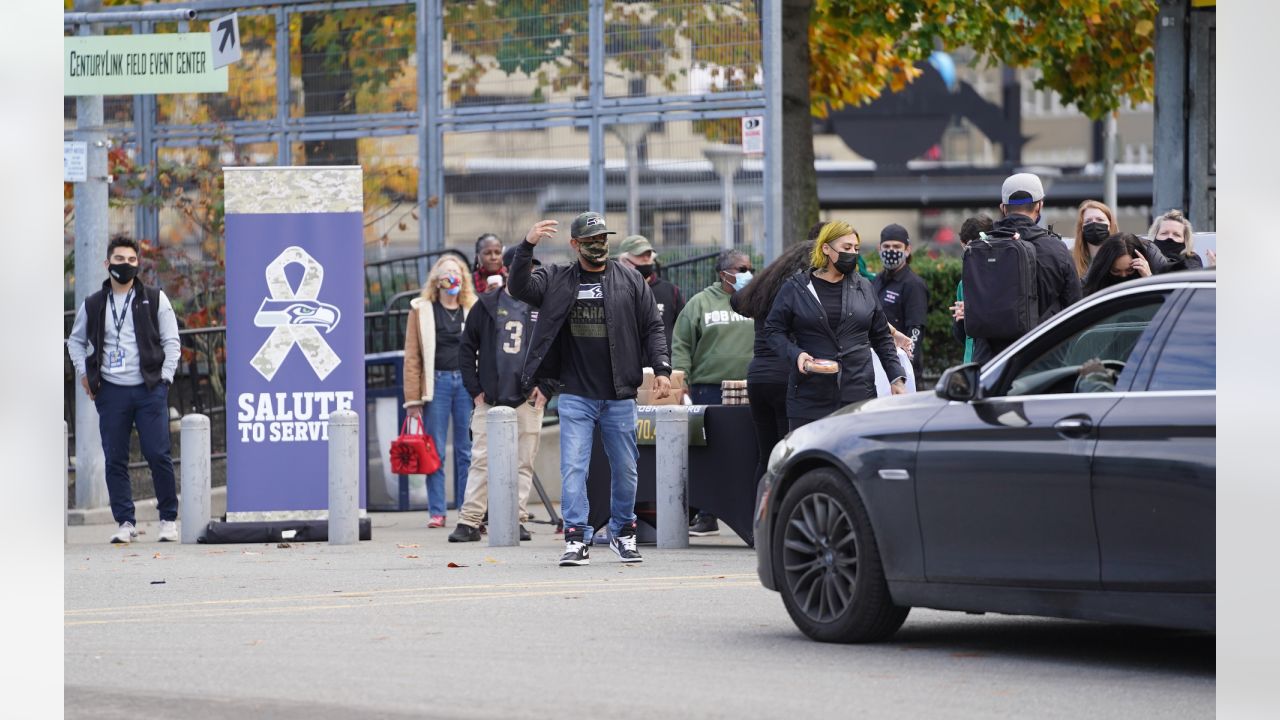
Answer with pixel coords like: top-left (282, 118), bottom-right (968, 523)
top-left (510, 212), bottom-right (673, 567)
top-left (67, 237), bottom-right (182, 544)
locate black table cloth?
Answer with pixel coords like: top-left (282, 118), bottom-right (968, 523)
top-left (586, 405), bottom-right (758, 546)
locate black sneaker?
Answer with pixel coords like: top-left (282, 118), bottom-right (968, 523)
top-left (610, 521), bottom-right (644, 563)
top-left (559, 529), bottom-right (590, 566)
top-left (448, 524), bottom-right (482, 543)
top-left (689, 513), bottom-right (720, 537)
top-left (519, 524), bottom-right (532, 542)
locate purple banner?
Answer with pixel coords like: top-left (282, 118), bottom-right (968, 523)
top-left (224, 211), bottom-right (366, 516)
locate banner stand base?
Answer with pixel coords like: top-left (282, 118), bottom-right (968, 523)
top-left (199, 518), bottom-right (372, 544)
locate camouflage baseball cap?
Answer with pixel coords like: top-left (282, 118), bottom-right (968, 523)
top-left (570, 211), bottom-right (616, 239)
top-left (617, 234), bottom-right (655, 257)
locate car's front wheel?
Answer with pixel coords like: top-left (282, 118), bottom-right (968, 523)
top-left (773, 467), bottom-right (909, 643)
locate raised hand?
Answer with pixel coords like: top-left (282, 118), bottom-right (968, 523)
top-left (525, 219), bottom-right (558, 246)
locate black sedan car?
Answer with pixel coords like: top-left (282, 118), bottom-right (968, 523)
top-left (755, 270), bottom-right (1215, 642)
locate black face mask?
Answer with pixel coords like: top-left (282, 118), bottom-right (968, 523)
top-left (634, 263), bottom-right (654, 278)
top-left (1082, 223), bottom-right (1110, 246)
top-left (829, 251), bottom-right (859, 276)
top-left (108, 263), bottom-right (138, 284)
top-left (1153, 238), bottom-right (1183, 258)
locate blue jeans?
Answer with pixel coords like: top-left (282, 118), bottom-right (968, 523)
top-left (95, 380), bottom-right (178, 525)
top-left (557, 393), bottom-right (638, 537)
top-left (425, 370), bottom-right (472, 516)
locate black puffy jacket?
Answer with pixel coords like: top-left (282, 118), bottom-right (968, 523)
top-left (763, 270), bottom-right (905, 422)
top-left (508, 240), bottom-right (671, 398)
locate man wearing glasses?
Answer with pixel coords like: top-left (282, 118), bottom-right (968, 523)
top-left (67, 237), bottom-right (181, 544)
top-left (671, 248), bottom-right (757, 536)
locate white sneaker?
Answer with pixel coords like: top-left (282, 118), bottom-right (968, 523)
top-left (157, 520), bottom-right (178, 542)
top-left (110, 522), bottom-right (137, 544)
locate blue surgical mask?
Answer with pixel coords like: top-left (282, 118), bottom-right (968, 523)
top-left (732, 271), bottom-right (753, 292)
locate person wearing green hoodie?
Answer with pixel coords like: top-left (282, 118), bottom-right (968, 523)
top-left (672, 249), bottom-right (756, 536)
top-left (672, 249), bottom-right (756, 405)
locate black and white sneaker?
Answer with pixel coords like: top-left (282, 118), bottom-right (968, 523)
top-left (610, 521), bottom-right (643, 563)
top-left (559, 530), bottom-right (590, 567)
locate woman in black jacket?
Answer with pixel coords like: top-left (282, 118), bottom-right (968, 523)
top-left (1082, 233), bottom-right (1152, 296)
top-left (1147, 209), bottom-right (1204, 272)
top-left (764, 220), bottom-right (907, 431)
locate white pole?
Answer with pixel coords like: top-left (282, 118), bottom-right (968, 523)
top-left (655, 406), bottom-right (689, 549)
top-left (328, 409), bottom-right (360, 545)
top-left (1104, 112), bottom-right (1118, 211)
top-left (179, 414), bottom-right (210, 544)
top-left (486, 405), bottom-right (519, 547)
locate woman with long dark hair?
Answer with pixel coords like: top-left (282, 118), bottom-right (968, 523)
top-left (763, 221), bottom-right (907, 431)
top-left (1082, 233), bottom-right (1152, 296)
top-left (732, 240), bottom-right (813, 484)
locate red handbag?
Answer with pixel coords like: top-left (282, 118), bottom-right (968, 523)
top-left (390, 415), bottom-right (441, 475)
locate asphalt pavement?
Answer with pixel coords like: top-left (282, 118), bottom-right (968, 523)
top-left (65, 512), bottom-right (1214, 719)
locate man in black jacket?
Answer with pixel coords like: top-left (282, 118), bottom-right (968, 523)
top-left (971, 173), bottom-right (1083, 364)
top-left (872, 223), bottom-right (929, 385)
top-left (510, 212), bottom-right (672, 567)
top-left (616, 234), bottom-right (684, 357)
top-left (450, 246), bottom-right (555, 544)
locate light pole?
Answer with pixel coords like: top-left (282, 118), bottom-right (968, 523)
top-left (703, 144), bottom-right (744, 250)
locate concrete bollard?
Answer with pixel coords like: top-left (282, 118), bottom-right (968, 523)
top-left (180, 414), bottom-right (211, 544)
top-left (328, 409), bottom-right (361, 545)
top-left (486, 405), bottom-right (520, 547)
top-left (655, 405), bottom-right (690, 549)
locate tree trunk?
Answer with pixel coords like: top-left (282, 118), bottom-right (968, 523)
top-left (781, 0), bottom-right (820, 246)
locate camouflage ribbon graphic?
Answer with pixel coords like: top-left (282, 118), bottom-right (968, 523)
top-left (251, 246), bottom-right (342, 381)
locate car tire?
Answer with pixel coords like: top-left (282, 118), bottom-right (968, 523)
top-left (772, 467), bottom-right (909, 643)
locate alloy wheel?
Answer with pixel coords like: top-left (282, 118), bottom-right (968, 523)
top-left (781, 492), bottom-right (859, 623)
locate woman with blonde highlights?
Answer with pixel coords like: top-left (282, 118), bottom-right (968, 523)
top-left (403, 254), bottom-right (477, 528)
top-left (763, 220), bottom-right (907, 430)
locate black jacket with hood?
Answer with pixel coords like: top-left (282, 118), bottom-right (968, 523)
top-left (763, 269), bottom-right (905, 422)
top-left (508, 240), bottom-right (671, 399)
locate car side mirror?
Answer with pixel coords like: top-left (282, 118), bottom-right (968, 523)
top-left (936, 363), bottom-right (982, 402)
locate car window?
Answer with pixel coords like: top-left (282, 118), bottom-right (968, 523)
top-left (1000, 292), bottom-right (1168, 397)
top-left (1148, 289), bottom-right (1216, 391)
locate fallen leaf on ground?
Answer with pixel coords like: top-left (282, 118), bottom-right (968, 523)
top-left (396, 543), bottom-right (420, 549)
top-left (153, 553), bottom-right (162, 559)
top-left (484, 557), bottom-right (499, 564)
top-left (447, 562), bottom-right (467, 568)
top-left (242, 551), bottom-right (260, 556)
top-left (276, 543), bottom-right (292, 549)
top-left (246, 640), bottom-right (262, 646)
top-left (404, 555), bottom-right (419, 559)
top-left (150, 580), bottom-right (165, 585)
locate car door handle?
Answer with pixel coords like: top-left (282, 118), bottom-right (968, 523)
top-left (1053, 416), bottom-right (1093, 437)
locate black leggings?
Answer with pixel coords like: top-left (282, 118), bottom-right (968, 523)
top-left (747, 381), bottom-right (789, 481)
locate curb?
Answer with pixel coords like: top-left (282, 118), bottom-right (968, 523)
top-left (67, 486), bottom-right (227, 526)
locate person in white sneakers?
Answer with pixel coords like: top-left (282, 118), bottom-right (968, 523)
top-left (66, 237), bottom-right (182, 543)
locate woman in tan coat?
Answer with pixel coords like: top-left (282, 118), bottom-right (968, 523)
top-left (403, 254), bottom-right (477, 527)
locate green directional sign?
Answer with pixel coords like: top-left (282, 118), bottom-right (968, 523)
top-left (65, 33), bottom-right (228, 96)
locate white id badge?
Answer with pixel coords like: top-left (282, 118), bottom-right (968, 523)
top-left (107, 349), bottom-right (125, 369)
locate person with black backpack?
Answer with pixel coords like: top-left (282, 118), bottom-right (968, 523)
top-left (963, 173), bottom-right (1082, 364)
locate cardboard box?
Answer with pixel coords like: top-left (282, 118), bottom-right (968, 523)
top-left (637, 368), bottom-right (685, 406)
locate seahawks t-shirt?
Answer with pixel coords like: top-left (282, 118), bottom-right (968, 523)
top-left (561, 270), bottom-right (617, 400)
